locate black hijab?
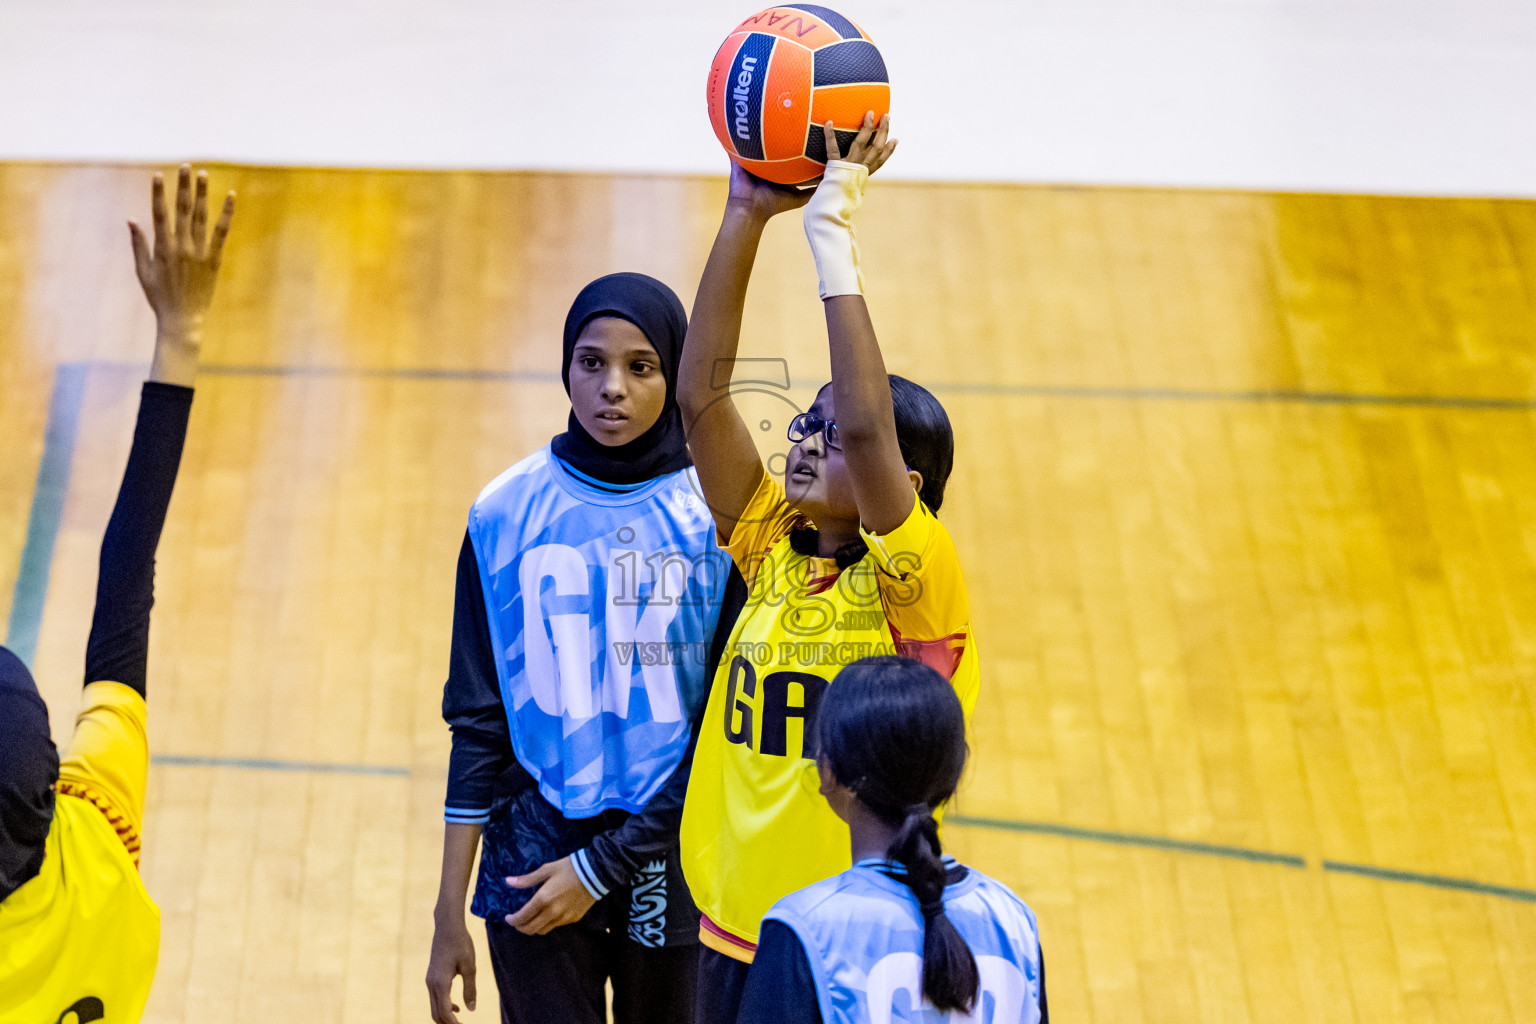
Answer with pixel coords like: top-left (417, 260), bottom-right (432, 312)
top-left (0, 645), bottom-right (58, 902)
top-left (550, 272), bottom-right (693, 486)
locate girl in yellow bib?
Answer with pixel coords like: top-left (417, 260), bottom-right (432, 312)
top-left (677, 116), bottom-right (980, 1023)
top-left (0, 166), bottom-right (233, 1024)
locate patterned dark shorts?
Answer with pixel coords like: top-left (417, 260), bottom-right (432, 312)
top-left (472, 783), bottom-right (699, 948)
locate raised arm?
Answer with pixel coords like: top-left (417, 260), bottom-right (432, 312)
top-left (53, 165), bottom-right (232, 870)
top-left (83, 165), bottom-right (234, 695)
top-left (678, 165), bottom-right (811, 538)
top-left (804, 116), bottom-right (910, 535)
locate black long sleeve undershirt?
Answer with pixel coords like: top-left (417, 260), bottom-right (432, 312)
top-left (1, 381), bottom-right (191, 901)
top-left (736, 920), bottom-right (824, 1024)
top-left (441, 533), bottom-right (524, 824)
top-left (83, 381), bottom-right (194, 697)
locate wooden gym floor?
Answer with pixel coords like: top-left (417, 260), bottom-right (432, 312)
top-left (2, 162), bottom-right (1534, 1023)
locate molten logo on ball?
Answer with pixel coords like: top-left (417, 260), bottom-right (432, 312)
top-left (733, 56), bottom-right (759, 140)
top-left (707, 5), bottom-right (890, 185)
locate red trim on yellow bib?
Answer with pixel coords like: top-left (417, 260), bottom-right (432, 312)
top-left (56, 780), bottom-right (141, 866)
top-left (700, 913), bottom-right (759, 963)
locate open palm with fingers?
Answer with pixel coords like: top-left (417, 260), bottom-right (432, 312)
top-left (128, 163), bottom-right (235, 386)
top-left (129, 163), bottom-right (235, 333)
top-left (822, 111), bottom-right (898, 173)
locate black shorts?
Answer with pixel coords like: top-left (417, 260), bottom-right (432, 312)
top-left (695, 945), bottom-right (752, 1024)
top-left (485, 917), bottom-right (698, 1024)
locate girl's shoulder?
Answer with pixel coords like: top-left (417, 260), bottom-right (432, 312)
top-left (768, 863), bottom-right (881, 926)
top-left (473, 446), bottom-right (554, 508)
top-left (954, 866), bottom-right (1040, 927)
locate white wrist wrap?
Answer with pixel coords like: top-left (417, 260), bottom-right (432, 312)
top-left (803, 159), bottom-right (869, 299)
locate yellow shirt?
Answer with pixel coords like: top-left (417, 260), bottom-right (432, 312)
top-left (0, 682), bottom-right (159, 1024)
top-left (680, 476), bottom-right (980, 960)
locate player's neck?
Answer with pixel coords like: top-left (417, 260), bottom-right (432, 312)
top-left (814, 516), bottom-right (863, 558)
top-left (847, 799), bottom-right (901, 863)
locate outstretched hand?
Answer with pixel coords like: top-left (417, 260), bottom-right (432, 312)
top-left (129, 163), bottom-right (235, 386)
top-left (821, 112), bottom-right (897, 174)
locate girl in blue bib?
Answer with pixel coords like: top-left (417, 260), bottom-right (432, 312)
top-left (427, 274), bottom-right (743, 1024)
top-left (739, 656), bottom-right (1049, 1024)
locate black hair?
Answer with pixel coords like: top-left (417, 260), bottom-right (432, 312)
top-left (815, 655), bottom-right (977, 1013)
top-left (888, 375), bottom-right (953, 514)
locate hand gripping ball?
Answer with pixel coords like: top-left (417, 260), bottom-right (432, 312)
top-left (708, 5), bottom-right (890, 184)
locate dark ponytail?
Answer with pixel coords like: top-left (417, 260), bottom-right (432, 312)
top-left (888, 807), bottom-right (980, 1013)
top-left (815, 656), bottom-right (978, 1014)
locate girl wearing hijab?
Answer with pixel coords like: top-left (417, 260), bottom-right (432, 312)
top-left (427, 274), bottom-right (740, 1024)
top-left (1, 164), bottom-right (233, 1021)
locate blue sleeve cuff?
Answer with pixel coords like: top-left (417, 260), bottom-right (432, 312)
top-left (444, 805), bottom-right (491, 825)
top-left (570, 849), bottom-right (609, 899)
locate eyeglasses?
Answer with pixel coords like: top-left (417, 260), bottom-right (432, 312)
top-left (786, 413), bottom-right (841, 451)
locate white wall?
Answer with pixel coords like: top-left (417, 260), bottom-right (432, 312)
top-left (2, 0), bottom-right (1533, 196)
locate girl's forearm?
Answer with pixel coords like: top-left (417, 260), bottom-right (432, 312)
top-left (678, 206), bottom-right (767, 419)
top-left (823, 294), bottom-right (897, 446)
top-left (434, 823), bottom-right (482, 922)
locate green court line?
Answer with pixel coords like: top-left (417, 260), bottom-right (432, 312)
top-left (127, 761), bottom-right (1536, 904)
top-left (200, 363), bottom-right (563, 384)
top-left (152, 754), bottom-right (410, 777)
top-left (951, 815), bottom-right (1536, 905)
top-left (947, 814), bottom-right (1308, 867)
top-left (5, 363), bottom-right (88, 668)
top-left (79, 359), bottom-right (1536, 410)
top-left (915, 382), bottom-right (1536, 410)
top-left (1323, 860), bottom-right (1536, 903)
top-left (196, 362), bottom-right (1536, 410)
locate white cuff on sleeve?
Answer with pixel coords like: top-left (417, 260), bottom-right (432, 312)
top-left (569, 849), bottom-right (609, 899)
top-left (803, 159), bottom-right (870, 299)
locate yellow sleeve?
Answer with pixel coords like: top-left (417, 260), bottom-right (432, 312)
top-left (860, 493), bottom-right (973, 681)
top-left (722, 471), bottom-right (803, 590)
top-left (56, 680), bottom-right (149, 865)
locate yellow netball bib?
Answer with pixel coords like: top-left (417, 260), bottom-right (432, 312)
top-left (0, 795), bottom-right (160, 1024)
top-left (0, 683), bottom-right (160, 1024)
top-left (681, 476), bottom-right (980, 960)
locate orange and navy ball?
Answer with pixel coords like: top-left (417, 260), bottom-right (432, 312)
top-left (707, 5), bottom-right (890, 185)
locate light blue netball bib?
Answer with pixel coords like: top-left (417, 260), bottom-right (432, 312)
top-left (765, 860), bottom-right (1045, 1024)
top-left (468, 447), bottom-right (727, 817)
